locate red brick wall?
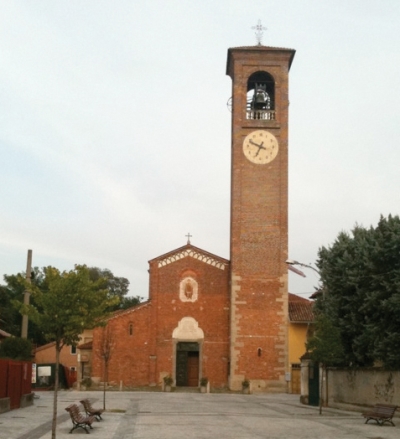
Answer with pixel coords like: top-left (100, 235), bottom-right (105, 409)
top-left (227, 47), bottom-right (294, 390)
top-left (91, 246), bottom-right (230, 388)
top-left (92, 303), bottom-right (151, 386)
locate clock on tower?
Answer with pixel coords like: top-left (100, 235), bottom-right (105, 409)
top-left (226, 44), bottom-right (295, 391)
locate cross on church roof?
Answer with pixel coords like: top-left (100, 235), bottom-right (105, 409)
top-left (185, 232), bottom-right (192, 245)
top-left (252, 19), bottom-right (267, 46)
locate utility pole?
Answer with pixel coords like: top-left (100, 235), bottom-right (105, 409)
top-left (21, 249), bottom-right (32, 338)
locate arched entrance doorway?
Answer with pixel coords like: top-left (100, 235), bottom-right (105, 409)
top-left (172, 317), bottom-right (204, 387)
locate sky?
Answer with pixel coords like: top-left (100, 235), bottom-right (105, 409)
top-left (1, 0), bottom-right (399, 299)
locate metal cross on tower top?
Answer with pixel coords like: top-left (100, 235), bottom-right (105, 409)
top-left (252, 20), bottom-right (267, 45)
top-left (185, 232), bottom-right (192, 244)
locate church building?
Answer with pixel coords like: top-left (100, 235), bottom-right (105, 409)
top-left (91, 42), bottom-right (300, 392)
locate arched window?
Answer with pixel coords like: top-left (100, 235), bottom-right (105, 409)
top-left (246, 71), bottom-right (275, 120)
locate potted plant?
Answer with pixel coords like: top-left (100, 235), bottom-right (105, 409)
top-left (80, 377), bottom-right (92, 391)
top-left (200, 377), bottom-right (208, 393)
top-left (163, 375), bottom-right (173, 392)
top-left (242, 378), bottom-right (250, 394)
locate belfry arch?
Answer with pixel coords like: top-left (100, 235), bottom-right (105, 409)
top-left (246, 70), bottom-right (275, 120)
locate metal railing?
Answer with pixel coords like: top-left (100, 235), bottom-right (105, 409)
top-left (246, 109), bottom-right (275, 120)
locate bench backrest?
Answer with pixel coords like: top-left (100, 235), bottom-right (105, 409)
top-left (65, 404), bottom-right (85, 422)
top-left (80, 399), bottom-right (91, 411)
top-left (373, 404), bottom-right (398, 417)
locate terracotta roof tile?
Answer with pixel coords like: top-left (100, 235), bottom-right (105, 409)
top-left (77, 341), bottom-right (92, 350)
top-left (288, 293), bottom-right (314, 322)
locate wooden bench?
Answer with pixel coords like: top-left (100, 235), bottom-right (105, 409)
top-left (80, 398), bottom-right (104, 421)
top-left (65, 404), bottom-right (96, 434)
top-left (362, 403), bottom-right (398, 426)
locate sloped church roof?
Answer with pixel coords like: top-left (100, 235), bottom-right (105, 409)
top-left (149, 243), bottom-right (230, 271)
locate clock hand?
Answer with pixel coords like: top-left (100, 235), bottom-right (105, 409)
top-left (249, 139), bottom-right (265, 148)
top-left (249, 139), bottom-right (266, 156)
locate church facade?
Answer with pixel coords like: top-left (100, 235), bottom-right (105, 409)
top-left (92, 243), bottom-right (230, 388)
top-left (91, 43), bottom-right (300, 392)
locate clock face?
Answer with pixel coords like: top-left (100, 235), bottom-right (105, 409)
top-left (242, 130), bottom-right (279, 164)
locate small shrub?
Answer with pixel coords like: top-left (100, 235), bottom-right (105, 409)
top-left (200, 377), bottom-right (208, 386)
top-left (242, 379), bottom-right (250, 388)
top-left (163, 375), bottom-right (173, 386)
top-left (81, 377), bottom-right (92, 388)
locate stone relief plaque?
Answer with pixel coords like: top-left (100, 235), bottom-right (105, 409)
top-left (172, 317), bottom-right (204, 340)
top-left (179, 277), bottom-right (198, 302)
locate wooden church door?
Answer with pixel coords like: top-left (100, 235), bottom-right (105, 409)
top-left (176, 342), bottom-right (199, 387)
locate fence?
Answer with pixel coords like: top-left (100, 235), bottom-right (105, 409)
top-left (0, 359), bottom-right (33, 411)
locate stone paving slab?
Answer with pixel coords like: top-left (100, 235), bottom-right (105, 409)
top-left (0, 390), bottom-right (399, 439)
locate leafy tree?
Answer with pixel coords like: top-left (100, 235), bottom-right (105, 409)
top-left (306, 312), bottom-right (344, 414)
top-left (0, 336), bottom-right (32, 361)
top-left (88, 267), bottom-right (130, 311)
top-left (0, 284), bottom-right (21, 335)
top-left (316, 214), bottom-right (400, 369)
top-left (19, 264), bottom-right (117, 439)
top-left (1, 266), bottom-right (138, 346)
top-left (88, 267), bottom-right (143, 310)
top-left (120, 295), bottom-right (143, 309)
top-left (306, 313), bottom-right (344, 366)
top-left (1, 268), bottom-right (47, 345)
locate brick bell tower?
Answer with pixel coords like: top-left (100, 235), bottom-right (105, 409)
top-left (226, 43), bottom-right (295, 391)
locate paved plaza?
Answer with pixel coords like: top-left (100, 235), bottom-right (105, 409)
top-left (0, 390), bottom-right (399, 439)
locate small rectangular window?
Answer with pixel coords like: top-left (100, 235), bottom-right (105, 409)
top-left (71, 346), bottom-right (77, 355)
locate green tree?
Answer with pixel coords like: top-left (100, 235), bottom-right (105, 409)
top-left (316, 214), bottom-right (400, 369)
top-left (0, 336), bottom-right (32, 360)
top-left (88, 267), bottom-right (130, 311)
top-left (88, 267), bottom-right (144, 310)
top-left (306, 313), bottom-right (344, 414)
top-left (119, 295), bottom-right (143, 309)
top-left (0, 283), bottom-right (21, 335)
top-left (1, 268), bottom-right (47, 345)
top-left (20, 264), bottom-right (117, 439)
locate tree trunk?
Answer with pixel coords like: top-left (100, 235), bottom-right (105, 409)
top-left (52, 342), bottom-right (61, 439)
top-left (103, 371), bottom-right (106, 410)
top-left (103, 361), bottom-right (108, 410)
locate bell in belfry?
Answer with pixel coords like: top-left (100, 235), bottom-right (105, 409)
top-left (252, 83), bottom-right (268, 110)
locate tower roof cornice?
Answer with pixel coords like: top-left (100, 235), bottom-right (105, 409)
top-left (226, 45), bottom-right (296, 77)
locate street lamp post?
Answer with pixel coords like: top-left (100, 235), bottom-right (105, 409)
top-left (285, 259), bottom-right (320, 276)
top-left (286, 259), bottom-right (323, 298)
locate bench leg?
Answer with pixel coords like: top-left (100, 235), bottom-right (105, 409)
top-left (69, 423), bottom-right (91, 434)
top-left (381, 419), bottom-right (395, 427)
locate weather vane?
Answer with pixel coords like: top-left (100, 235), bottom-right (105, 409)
top-left (252, 19), bottom-right (267, 45)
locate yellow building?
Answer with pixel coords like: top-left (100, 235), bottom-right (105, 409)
top-left (288, 293), bottom-right (314, 394)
